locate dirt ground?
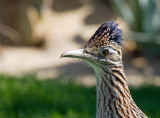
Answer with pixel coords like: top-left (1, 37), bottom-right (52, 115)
top-left (0, 0), bottom-right (159, 86)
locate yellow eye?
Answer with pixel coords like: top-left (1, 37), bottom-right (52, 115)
top-left (101, 49), bottom-right (109, 56)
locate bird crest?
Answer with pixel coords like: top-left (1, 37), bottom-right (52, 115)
top-left (84, 21), bottom-right (122, 52)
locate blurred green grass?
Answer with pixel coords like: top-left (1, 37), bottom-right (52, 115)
top-left (0, 75), bottom-right (159, 118)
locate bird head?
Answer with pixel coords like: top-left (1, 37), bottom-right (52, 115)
top-left (61, 21), bottom-right (123, 70)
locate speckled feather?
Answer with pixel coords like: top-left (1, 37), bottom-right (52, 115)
top-left (85, 21), bottom-right (122, 50)
top-left (62, 21), bottom-right (147, 118)
top-left (83, 21), bottom-right (147, 118)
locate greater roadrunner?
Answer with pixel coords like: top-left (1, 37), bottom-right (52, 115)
top-left (61, 21), bottom-right (147, 118)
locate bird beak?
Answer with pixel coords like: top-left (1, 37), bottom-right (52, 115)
top-left (61, 48), bottom-right (88, 59)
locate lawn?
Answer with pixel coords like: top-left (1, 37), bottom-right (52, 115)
top-left (0, 75), bottom-right (159, 118)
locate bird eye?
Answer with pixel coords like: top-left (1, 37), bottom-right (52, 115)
top-left (101, 49), bottom-right (109, 56)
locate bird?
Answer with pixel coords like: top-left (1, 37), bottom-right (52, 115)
top-left (61, 20), bottom-right (147, 118)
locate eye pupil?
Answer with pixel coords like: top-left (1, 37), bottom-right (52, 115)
top-left (102, 49), bottom-right (109, 56)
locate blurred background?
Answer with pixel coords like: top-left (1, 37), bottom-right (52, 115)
top-left (0, 0), bottom-right (160, 117)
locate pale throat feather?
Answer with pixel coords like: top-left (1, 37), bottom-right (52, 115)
top-left (95, 67), bottom-right (125, 118)
top-left (88, 62), bottom-right (147, 118)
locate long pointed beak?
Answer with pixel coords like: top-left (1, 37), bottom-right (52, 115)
top-left (61, 49), bottom-right (88, 59)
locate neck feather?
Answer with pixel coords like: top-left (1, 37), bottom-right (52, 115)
top-left (95, 65), bottom-right (147, 118)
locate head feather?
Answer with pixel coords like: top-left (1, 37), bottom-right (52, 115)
top-left (85, 21), bottom-right (122, 50)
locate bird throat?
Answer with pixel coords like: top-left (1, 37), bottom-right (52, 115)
top-left (95, 66), bottom-right (147, 118)
top-left (83, 58), bottom-right (147, 118)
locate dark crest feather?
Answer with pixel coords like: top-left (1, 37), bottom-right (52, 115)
top-left (85, 21), bottom-right (123, 48)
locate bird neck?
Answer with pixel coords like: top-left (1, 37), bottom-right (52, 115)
top-left (95, 65), bottom-right (147, 118)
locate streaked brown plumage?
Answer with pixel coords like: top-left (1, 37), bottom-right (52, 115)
top-left (61, 21), bottom-right (147, 118)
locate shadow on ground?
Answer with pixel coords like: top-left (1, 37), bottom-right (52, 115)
top-left (52, 0), bottom-right (114, 25)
